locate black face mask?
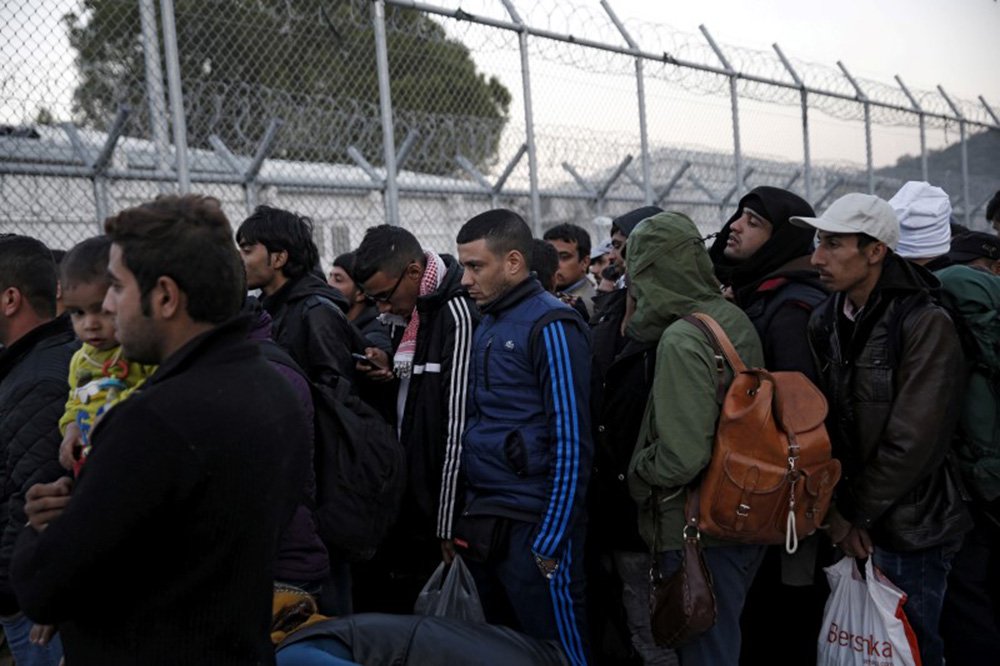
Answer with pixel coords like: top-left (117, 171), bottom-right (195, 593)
top-left (709, 186), bottom-right (817, 295)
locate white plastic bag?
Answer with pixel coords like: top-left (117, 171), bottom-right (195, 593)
top-left (413, 554), bottom-right (486, 623)
top-left (816, 557), bottom-right (921, 666)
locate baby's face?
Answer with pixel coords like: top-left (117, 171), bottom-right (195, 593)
top-left (63, 280), bottom-right (118, 351)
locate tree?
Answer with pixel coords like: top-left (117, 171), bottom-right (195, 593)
top-left (65, 0), bottom-right (511, 176)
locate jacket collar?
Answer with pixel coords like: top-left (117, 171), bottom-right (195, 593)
top-left (481, 277), bottom-right (544, 317)
top-left (262, 272), bottom-right (349, 316)
top-left (144, 315), bottom-right (254, 387)
top-left (415, 254), bottom-right (467, 313)
top-left (0, 314), bottom-right (74, 379)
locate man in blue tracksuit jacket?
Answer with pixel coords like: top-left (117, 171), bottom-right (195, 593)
top-left (454, 209), bottom-right (592, 666)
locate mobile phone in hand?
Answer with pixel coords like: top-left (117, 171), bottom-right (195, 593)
top-left (352, 352), bottom-right (385, 370)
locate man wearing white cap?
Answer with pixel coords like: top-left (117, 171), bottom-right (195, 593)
top-left (793, 193), bottom-right (972, 666)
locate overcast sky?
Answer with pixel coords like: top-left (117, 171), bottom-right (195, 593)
top-left (618, 0), bottom-right (998, 103)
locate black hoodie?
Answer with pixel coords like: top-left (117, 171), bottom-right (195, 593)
top-left (709, 186), bottom-right (827, 381)
top-left (262, 272), bottom-right (363, 390)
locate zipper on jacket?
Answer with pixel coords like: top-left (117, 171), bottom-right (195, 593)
top-left (484, 336), bottom-right (494, 391)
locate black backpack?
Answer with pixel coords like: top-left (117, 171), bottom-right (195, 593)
top-left (260, 343), bottom-right (406, 561)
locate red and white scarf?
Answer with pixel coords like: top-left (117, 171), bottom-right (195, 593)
top-left (394, 250), bottom-right (446, 379)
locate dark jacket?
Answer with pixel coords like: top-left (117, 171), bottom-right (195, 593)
top-left (0, 315), bottom-right (77, 614)
top-left (397, 256), bottom-right (479, 540)
top-left (461, 278), bottom-right (592, 560)
top-left (12, 317), bottom-right (310, 665)
top-left (808, 254), bottom-right (972, 551)
top-left (739, 255), bottom-right (827, 383)
top-left (248, 309), bottom-right (329, 585)
top-left (590, 336), bottom-right (655, 552)
top-left (263, 273), bottom-right (361, 389)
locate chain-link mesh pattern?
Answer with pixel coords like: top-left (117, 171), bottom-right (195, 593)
top-left (2, 0), bottom-right (997, 260)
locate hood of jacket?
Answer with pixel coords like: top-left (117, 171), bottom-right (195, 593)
top-left (625, 212), bottom-right (725, 344)
top-left (709, 186), bottom-right (816, 293)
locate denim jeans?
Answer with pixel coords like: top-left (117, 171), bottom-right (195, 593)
top-left (276, 637), bottom-right (360, 666)
top-left (0, 612), bottom-right (63, 666)
top-left (657, 544), bottom-right (765, 666)
top-left (872, 545), bottom-right (955, 666)
top-left (613, 550), bottom-right (677, 666)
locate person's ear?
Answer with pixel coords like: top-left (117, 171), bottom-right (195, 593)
top-left (271, 250), bottom-right (289, 271)
top-left (506, 250), bottom-right (525, 275)
top-left (153, 276), bottom-right (183, 319)
top-left (0, 287), bottom-right (22, 317)
top-left (866, 242), bottom-right (888, 265)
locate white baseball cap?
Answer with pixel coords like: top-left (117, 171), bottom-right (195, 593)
top-left (790, 193), bottom-right (899, 249)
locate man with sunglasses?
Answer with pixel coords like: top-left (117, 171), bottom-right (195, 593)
top-left (351, 225), bottom-right (478, 612)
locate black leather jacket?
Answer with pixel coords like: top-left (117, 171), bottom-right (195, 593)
top-left (808, 254), bottom-right (972, 551)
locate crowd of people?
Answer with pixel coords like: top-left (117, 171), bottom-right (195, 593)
top-left (0, 183), bottom-right (997, 666)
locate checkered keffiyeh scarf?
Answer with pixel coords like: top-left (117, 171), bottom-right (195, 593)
top-left (394, 250), bottom-right (445, 379)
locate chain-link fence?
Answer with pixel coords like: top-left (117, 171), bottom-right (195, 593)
top-left (2, 0), bottom-right (998, 264)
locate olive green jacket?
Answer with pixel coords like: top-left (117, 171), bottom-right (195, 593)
top-left (625, 212), bottom-right (764, 551)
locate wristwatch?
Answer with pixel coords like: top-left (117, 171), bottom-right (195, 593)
top-left (533, 552), bottom-right (560, 579)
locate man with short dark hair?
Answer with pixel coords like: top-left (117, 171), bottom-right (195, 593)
top-left (11, 195), bottom-right (311, 665)
top-left (456, 209), bottom-right (592, 666)
top-left (237, 206), bottom-right (362, 616)
top-left (237, 206), bottom-right (359, 390)
top-left (0, 235), bottom-right (76, 666)
top-left (986, 189), bottom-right (1000, 235)
top-left (349, 224), bottom-right (477, 611)
top-left (543, 223), bottom-right (596, 319)
top-left (796, 193), bottom-right (972, 666)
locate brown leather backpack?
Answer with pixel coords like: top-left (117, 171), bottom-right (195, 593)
top-left (684, 313), bottom-right (841, 553)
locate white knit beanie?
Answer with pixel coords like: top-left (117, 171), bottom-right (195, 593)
top-left (890, 181), bottom-right (952, 259)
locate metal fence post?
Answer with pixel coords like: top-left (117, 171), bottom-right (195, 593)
top-left (938, 86), bottom-right (970, 227)
top-left (774, 44), bottom-right (810, 202)
top-left (159, 0), bottom-right (190, 193)
top-left (602, 0), bottom-right (652, 205)
top-left (838, 62), bottom-right (873, 194)
top-left (701, 26), bottom-right (742, 201)
top-left (138, 0), bottom-right (170, 191)
top-left (501, 0), bottom-right (542, 235)
top-left (372, 0), bottom-right (400, 226)
top-left (895, 76), bottom-right (927, 182)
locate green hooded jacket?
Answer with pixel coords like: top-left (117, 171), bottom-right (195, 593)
top-left (625, 212), bottom-right (764, 551)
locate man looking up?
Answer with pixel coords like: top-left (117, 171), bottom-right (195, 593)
top-left (795, 193), bottom-right (971, 666)
top-left (11, 195), bottom-right (311, 665)
top-left (456, 209), bottom-right (592, 666)
top-left (708, 187), bottom-right (828, 665)
top-left (349, 225), bottom-right (477, 611)
top-left (0, 235), bottom-right (76, 666)
top-left (543, 223), bottom-right (596, 320)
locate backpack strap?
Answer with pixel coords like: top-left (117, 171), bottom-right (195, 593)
top-left (683, 313), bottom-right (748, 403)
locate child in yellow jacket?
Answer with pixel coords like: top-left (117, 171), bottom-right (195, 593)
top-left (58, 236), bottom-right (156, 476)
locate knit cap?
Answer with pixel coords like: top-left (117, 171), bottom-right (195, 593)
top-left (890, 181), bottom-right (952, 259)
